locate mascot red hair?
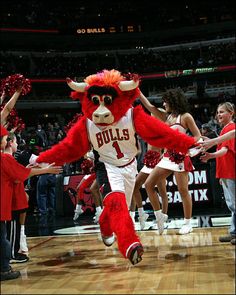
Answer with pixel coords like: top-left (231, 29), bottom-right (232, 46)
top-left (35, 69), bottom-right (195, 265)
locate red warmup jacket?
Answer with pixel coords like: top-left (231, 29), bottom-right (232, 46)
top-left (1, 153), bottom-right (30, 221)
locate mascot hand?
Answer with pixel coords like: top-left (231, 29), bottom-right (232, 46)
top-left (37, 162), bottom-right (51, 168)
top-left (29, 154), bottom-right (38, 165)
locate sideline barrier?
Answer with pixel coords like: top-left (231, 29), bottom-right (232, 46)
top-left (141, 162), bottom-right (224, 213)
top-left (55, 162), bottom-right (224, 217)
top-left (56, 173), bottom-right (95, 217)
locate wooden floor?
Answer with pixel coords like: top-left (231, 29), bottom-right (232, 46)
top-left (1, 227), bottom-right (235, 294)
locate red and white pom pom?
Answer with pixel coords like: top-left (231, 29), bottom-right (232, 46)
top-left (0, 104), bottom-right (25, 132)
top-left (3, 74), bottom-right (32, 96)
top-left (143, 150), bottom-right (161, 168)
top-left (0, 78), bottom-right (6, 96)
top-left (15, 118), bottom-right (25, 132)
top-left (167, 149), bottom-right (185, 164)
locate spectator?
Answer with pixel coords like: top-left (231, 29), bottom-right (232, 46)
top-left (37, 174), bottom-right (57, 226)
top-left (200, 102), bottom-right (235, 245)
top-left (35, 124), bottom-right (48, 148)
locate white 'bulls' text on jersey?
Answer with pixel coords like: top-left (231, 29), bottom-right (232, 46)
top-left (86, 108), bottom-right (138, 167)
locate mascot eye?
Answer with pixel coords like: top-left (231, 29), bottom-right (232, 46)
top-left (91, 95), bottom-right (100, 105)
top-left (103, 95), bottom-right (113, 105)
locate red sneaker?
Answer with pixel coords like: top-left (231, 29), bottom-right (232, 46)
top-left (126, 243), bottom-right (144, 265)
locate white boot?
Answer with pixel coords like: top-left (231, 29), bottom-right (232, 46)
top-left (19, 226), bottom-right (28, 254)
top-left (73, 204), bottom-right (83, 221)
top-left (129, 211), bottom-right (136, 225)
top-left (93, 207), bottom-right (103, 224)
top-left (137, 207), bottom-right (148, 230)
top-left (138, 212), bottom-right (149, 230)
top-left (179, 219), bottom-right (193, 234)
top-left (155, 210), bottom-right (168, 235)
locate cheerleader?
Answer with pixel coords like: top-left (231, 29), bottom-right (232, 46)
top-left (139, 90), bottom-right (201, 235)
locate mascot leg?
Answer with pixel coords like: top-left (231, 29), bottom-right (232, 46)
top-left (103, 192), bottom-right (144, 265)
top-left (99, 206), bottom-right (115, 247)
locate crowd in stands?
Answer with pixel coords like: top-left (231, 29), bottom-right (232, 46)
top-left (17, 122), bottom-right (66, 151)
top-left (0, 41), bottom-right (235, 79)
top-left (1, 0), bottom-right (234, 31)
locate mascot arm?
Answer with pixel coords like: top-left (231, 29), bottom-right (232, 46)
top-left (37, 116), bottom-right (90, 165)
top-left (133, 105), bottom-right (196, 153)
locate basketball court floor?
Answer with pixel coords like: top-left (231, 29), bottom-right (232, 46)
top-left (1, 207), bottom-right (235, 294)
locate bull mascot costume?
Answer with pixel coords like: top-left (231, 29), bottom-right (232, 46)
top-left (34, 69), bottom-right (196, 265)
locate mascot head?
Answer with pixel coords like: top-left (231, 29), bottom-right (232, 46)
top-left (67, 69), bottom-right (140, 126)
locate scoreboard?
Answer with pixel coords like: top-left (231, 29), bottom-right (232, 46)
top-left (76, 24), bottom-right (142, 34)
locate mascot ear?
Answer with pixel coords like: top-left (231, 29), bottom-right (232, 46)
top-left (118, 80), bottom-right (139, 91)
top-left (66, 77), bottom-right (88, 92)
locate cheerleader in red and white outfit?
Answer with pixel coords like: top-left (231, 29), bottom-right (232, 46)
top-left (130, 144), bottom-right (162, 230)
top-left (139, 90), bottom-right (201, 235)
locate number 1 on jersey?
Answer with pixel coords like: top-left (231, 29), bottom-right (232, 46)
top-left (112, 141), bottom-right (124, 159)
